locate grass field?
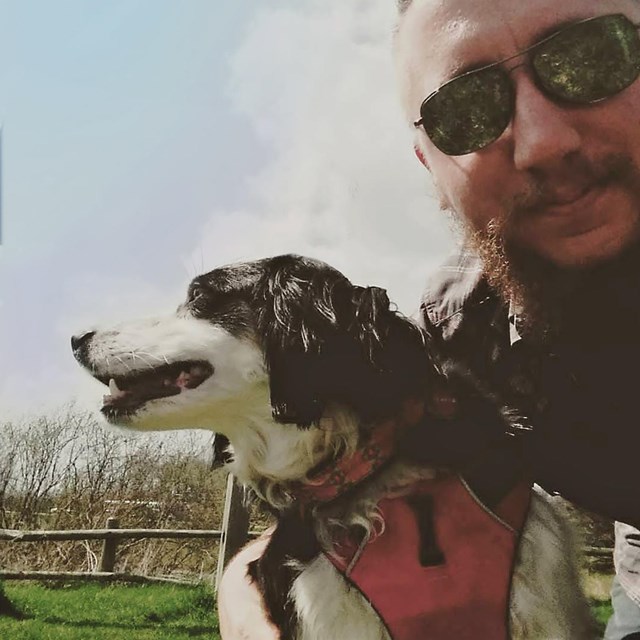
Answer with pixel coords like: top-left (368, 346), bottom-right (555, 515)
top-left (0, 582), bottom-right (221, 639)
top-left (0, 577), bottom-right (614, 639)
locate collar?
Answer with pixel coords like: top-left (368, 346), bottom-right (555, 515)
top-left (292, 398), bottom-right (427, 506)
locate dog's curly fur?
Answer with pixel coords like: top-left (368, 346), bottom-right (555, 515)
top-left (72, 254), bottom-right (595, 640)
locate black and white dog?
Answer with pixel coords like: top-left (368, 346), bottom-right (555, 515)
top-left (72, 254), bottom-right (594, 640)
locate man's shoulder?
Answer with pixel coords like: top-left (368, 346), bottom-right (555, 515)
top-left (419, 251), bottom-right (499, 340)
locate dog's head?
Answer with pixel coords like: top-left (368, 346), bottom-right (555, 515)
top-left (72, 254), bottom-right (438, 436)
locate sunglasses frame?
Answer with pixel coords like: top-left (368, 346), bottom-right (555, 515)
top-left (413, 13), bottom-right (640, 154)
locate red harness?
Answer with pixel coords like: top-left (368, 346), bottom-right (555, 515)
top-left (292, 396), bottom-right (531, 640)
top-left (325, 476), bottom-right (530, 640)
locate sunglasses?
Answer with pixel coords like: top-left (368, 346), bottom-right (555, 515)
top-left (414, 14), bottom-right (640, 156)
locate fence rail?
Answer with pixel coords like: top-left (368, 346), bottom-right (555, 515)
top-left (0, 476), bottom-right (256, 589)
top-left (0, 528), bottom-right (225, 543)
top-left (0, 571), bottom-right (199, 585)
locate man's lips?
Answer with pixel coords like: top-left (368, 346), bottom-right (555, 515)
top-left (539, 182), bottom-right (600, 214)
top-left (543, 183), bottom-right (593, 208)
top-left (524, 182), bottom-right (609, 237)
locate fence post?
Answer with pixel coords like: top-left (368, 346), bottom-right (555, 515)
top-left (215, 474), bottom-right (249, 591)
top-left (99, 517), bottom-right (119, 573)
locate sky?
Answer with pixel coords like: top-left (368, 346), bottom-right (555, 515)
top-left (0, 0), bottom-right (455, 419)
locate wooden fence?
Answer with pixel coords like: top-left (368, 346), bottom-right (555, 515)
top-left (0, 474), bottom-right (613, 588)
top-left (0, 474), bottom-right (253, 591)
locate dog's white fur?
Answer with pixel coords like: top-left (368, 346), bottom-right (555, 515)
top-left (79, 310), bottom-right (595, 640)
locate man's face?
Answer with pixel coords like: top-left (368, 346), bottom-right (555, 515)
top-left (396, 0), bottom-right (640, 269)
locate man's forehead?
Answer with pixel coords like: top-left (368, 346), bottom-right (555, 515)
top-left (397, 0), bottom-right (637, 95)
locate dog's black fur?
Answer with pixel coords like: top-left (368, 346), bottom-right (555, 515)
top-left (247, 511), bottom-right (321, 637)
top-left (254, 255), bottom-right (443, 427)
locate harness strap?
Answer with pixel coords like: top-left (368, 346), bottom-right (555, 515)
top-left (407, 493), bottom-right (445, 567)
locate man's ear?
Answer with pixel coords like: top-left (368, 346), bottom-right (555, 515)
top-left (414, 144), bottom-right (430, 170)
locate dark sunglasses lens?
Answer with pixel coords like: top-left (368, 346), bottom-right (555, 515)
top-left (534, 14), bottom-right (640, 103)
top-left (421, 67), bottom-right (513, 155)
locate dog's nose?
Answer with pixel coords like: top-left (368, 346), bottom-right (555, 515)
top-left (71, 330), bottom-right (96, 353)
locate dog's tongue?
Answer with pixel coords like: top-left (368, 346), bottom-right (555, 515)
top-left (175, 366), bottom-right (209, 389)
top-left (104, 377), bottom-right (161, 407)
top-left (102, 363), bottom-right (212, 408)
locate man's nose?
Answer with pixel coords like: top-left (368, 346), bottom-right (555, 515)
top-left (510, 74), bottom-right (581, 172)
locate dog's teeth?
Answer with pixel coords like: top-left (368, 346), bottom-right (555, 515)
top-left (109, 379), bottom-right (121, 395)
top-left (163, 378), bottom-right (173, 387)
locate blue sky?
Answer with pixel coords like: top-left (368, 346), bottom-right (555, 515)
top-left (0, 0), bottom-right (264, 282)
top-left (0, 0), bottom-right (454, 417)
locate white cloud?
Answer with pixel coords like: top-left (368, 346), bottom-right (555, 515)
top-left (190, 0), bottom-right (455, 316)
top-left (1, 0), bottom-right (458, 419)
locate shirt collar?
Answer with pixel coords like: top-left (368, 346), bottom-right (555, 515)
top-left (508, 298), bottom-right (523, 346)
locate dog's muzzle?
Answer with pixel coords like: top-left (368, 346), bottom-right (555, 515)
top-left (71, 330), bottom-right (215, 419)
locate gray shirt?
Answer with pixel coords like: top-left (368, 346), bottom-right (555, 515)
top-left (614, 523), bottom-right (640, 605)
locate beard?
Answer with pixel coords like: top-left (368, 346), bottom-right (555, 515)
top-left (457, 153), bottom-right (640, 342)
top-left (466, 219), bottom-right (579, 341)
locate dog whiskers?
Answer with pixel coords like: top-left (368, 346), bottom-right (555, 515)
top-left (136, 351), bottom-right (167, 363)
top-left (134, 351), bottom-right (171, 370)
top-left (135, 354), bottom-right (157, 371)
top-left (114, 356), bottom-right (133, 373)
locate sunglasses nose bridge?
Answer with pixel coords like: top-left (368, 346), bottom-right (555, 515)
top-left (510, 75), bottom-right (582, 171)
top-left (504, 60), bottom-right (527, 77)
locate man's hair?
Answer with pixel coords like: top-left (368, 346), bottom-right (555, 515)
top-left (397, 0), bottom-right (413, 14)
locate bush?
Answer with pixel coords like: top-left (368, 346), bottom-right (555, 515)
top-left (0, 404), bottom-right (265, 578)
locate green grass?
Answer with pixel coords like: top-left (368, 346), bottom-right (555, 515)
top-left (0, 578), bottom-right (615, 639)
top-left (584, 571), bottom-right (614, 636)
top-left (0, 582), bottom-right (221, 639)
top-left (591, 598), bottom-right (613, 635)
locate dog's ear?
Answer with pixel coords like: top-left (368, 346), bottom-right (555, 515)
top-left (341, 285), bottom-right (440, 420)
top-left (256, 255), bottom-right (438, 426)
top-left (349, 285), bottom-right (393, 363)
top-left (255, 256), bottom-right (347, 427)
